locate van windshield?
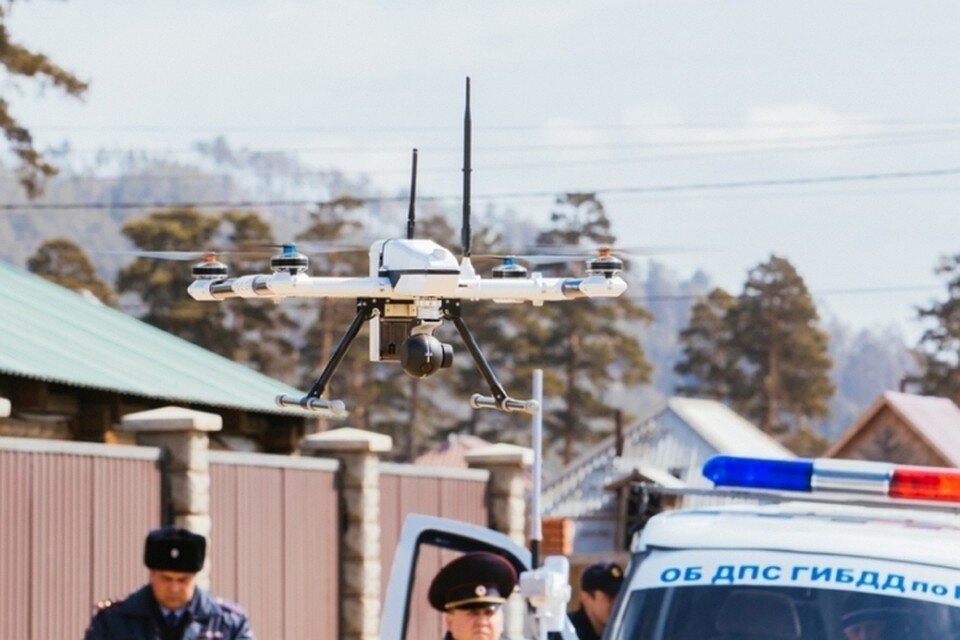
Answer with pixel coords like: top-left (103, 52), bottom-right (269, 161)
top-left (611, 585), bottom-right (960, 640)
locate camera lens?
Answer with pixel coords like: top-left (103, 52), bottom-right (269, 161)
top-left (400, 334), bottom-right (454, 378)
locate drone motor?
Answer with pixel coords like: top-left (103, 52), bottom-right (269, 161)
top-left (271, 244), bottom-right (310, 275)
top-left (192, 255), bottom-right (228, 280)
top-left (585, 248), bottom-right (624, 278)
top-left (491, 257), bottom-right (529, 279)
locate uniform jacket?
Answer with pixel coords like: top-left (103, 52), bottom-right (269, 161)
top-left (568, 607), bottom-right (601, 640)
top-left (83, 584), bottom-right (254, 640)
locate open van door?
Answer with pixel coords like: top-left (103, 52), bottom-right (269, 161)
top-left (381, 514), bottom-right (578, 640)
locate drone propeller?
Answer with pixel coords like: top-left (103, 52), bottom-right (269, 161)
top-left (472, 244), bottom-right (643, 265)
top-left (470, 247), bottom-right (629, 278)
top-left (518, 243), bottom-right (712, 258)
top-left (473, 243), bottom-right (720, 271)
top-left (283, 240), bottom-right (369, 256)
top-left (96, 249), bottom-right (231, 261)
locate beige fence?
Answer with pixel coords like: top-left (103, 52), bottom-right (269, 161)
top-left (0, 438), bottom-right (161, 640)
top-left (0, 432), bottom-right (494, 640)
top-left (209, 451), bottom-right (342, 640)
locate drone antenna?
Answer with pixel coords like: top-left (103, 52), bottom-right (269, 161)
top-left (407, 148), bottom-right (418, 240)
top-left (461, 77), bottom-right (472, 258)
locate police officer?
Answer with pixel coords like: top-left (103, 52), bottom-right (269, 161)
top-left (428, 551), bottom-right (518, 640)
top-left (84, 527), bottom-right (254, 640)
top-left (568, 561), bottom-right (623, 640)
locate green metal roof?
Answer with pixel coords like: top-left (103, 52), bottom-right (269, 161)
top-left (0, 260), bottom-right (312, 417)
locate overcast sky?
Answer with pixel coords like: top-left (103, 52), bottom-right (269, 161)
top-left (8, 1), bottom-right (960, 340)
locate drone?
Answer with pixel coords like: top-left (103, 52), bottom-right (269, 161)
top-left (186, 79), bottom-right (628, 417)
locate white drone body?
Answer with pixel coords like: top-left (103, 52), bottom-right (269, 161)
top-left (184, 79), bottom-right (628, 418)
top-left (187, 239), bottom-right (626, 305)
top-left (186, 239), bottom-right (626, 418)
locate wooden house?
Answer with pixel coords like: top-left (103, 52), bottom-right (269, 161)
top-left (0, 260), bottom-right (317, 452)
top-left (541, 397), bottom-right (794, 554)
top-left (825, 391), bottom-right (960, 466)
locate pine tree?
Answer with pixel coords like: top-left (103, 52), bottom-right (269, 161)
top-left (675, 255), bottom-right (834, 444)
top-left (0, 6), bottom-right (88, 196)
top-left (735, 255), bottom-right (834, 434)
top-left (27, 238), bottom-right (116, 305)
top-left (116, 207), bottom-right (230, 354)
top-left (674, 287), bottom-right (745, 401)
top-left (916, 253), bottom-right (960, 401)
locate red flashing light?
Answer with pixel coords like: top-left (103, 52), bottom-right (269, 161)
top-left (890, 466), bottom-right (960, 502)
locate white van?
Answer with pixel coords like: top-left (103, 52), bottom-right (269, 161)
top-left (383, 455), bottom-right (960, 639)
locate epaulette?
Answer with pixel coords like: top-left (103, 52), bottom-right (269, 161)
top-left (95, 597), bottom-right (124, 611)
top-left (214, 597), bottom-right (247, 616)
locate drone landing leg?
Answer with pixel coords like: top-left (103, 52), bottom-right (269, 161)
top-left (444, 302), bottom-right (539, 415)
top-left (276, 299), bottom-right (374, 416)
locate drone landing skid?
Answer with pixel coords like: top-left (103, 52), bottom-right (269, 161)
top-left (277, 297), bottom-right (539, 417)
top-left (275, 394), bottom-right (347, 417)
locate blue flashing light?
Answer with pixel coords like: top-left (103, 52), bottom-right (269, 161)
top-left (703, 455), bottom-right (814, 492)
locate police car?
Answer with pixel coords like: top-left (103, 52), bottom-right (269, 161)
top-left (383, 455), bottom-right (960, 639)
top-left (608, 455), bottom-right (960, 639)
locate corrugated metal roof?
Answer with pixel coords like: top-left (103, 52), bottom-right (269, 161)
top-left (0, 260), bottom-right (311, 417)
top-left (413, 434), bottom-right (492, 468)
top-left (880, 391), bottom-right (960, 465)
top-left (667, 397), bottom-right (795, 457)
top-left (542, 397), bottom-right (793, 521)
top-left (825, 391), bottom-right (960, 465)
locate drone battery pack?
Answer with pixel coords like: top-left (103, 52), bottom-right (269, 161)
top-left (370, 302), bottom-right (417, 362)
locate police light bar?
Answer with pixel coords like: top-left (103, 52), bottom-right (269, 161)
top-left (702, 455), bottom-right (960, 503)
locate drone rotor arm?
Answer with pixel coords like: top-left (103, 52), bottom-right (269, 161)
top-left (452, 274), bottom-right (628, 303)
top-left (188, 274), bottom-right (391, 301)
top-left (275, 395), bottom-right (347, 416)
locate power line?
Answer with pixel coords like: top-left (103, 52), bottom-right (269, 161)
top-left (3, 166), bottom-right (959, 213)
top-left (469, 167), bottom-right (960, 201)
top-left (45, 130), bottom-right (960, 172)
top-left (628, 285), bottom-right (942, 303)
top-left (50, 126), bottom-right (960, 156)
top-left (29, 118), bottom-right (960, 133)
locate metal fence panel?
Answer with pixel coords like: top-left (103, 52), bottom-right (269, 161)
top-left (210, 453), bottom-right (339, 640)
top-left (0, 451), bottom-right (30, 639)
top-left (0, 439), bottom-right (161, 640)
top-left (92, 456), bottom-right (163, 604)
top-left (31, 452), bottom-right (94, 639)
top-left (283, 468), bottom-right (339, 639)
top-left (237, 466), bottom-right (286, 635)
top-left (380, 467), bottom-right (489, 640)
top-left (210, 463), bottom-right (239, 598)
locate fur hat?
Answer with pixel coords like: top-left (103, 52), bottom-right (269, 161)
top-left (144, 527), bottom-right (206, 573)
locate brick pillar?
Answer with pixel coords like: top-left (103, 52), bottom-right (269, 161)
top-left (119, 406), bottom-right (221, 589)
top-left (301, 427), bottom-right (392, 640)
top-left (466, 443), bottom-right (533, 639)
top-left (466, 443), bottom-right (533, 546)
